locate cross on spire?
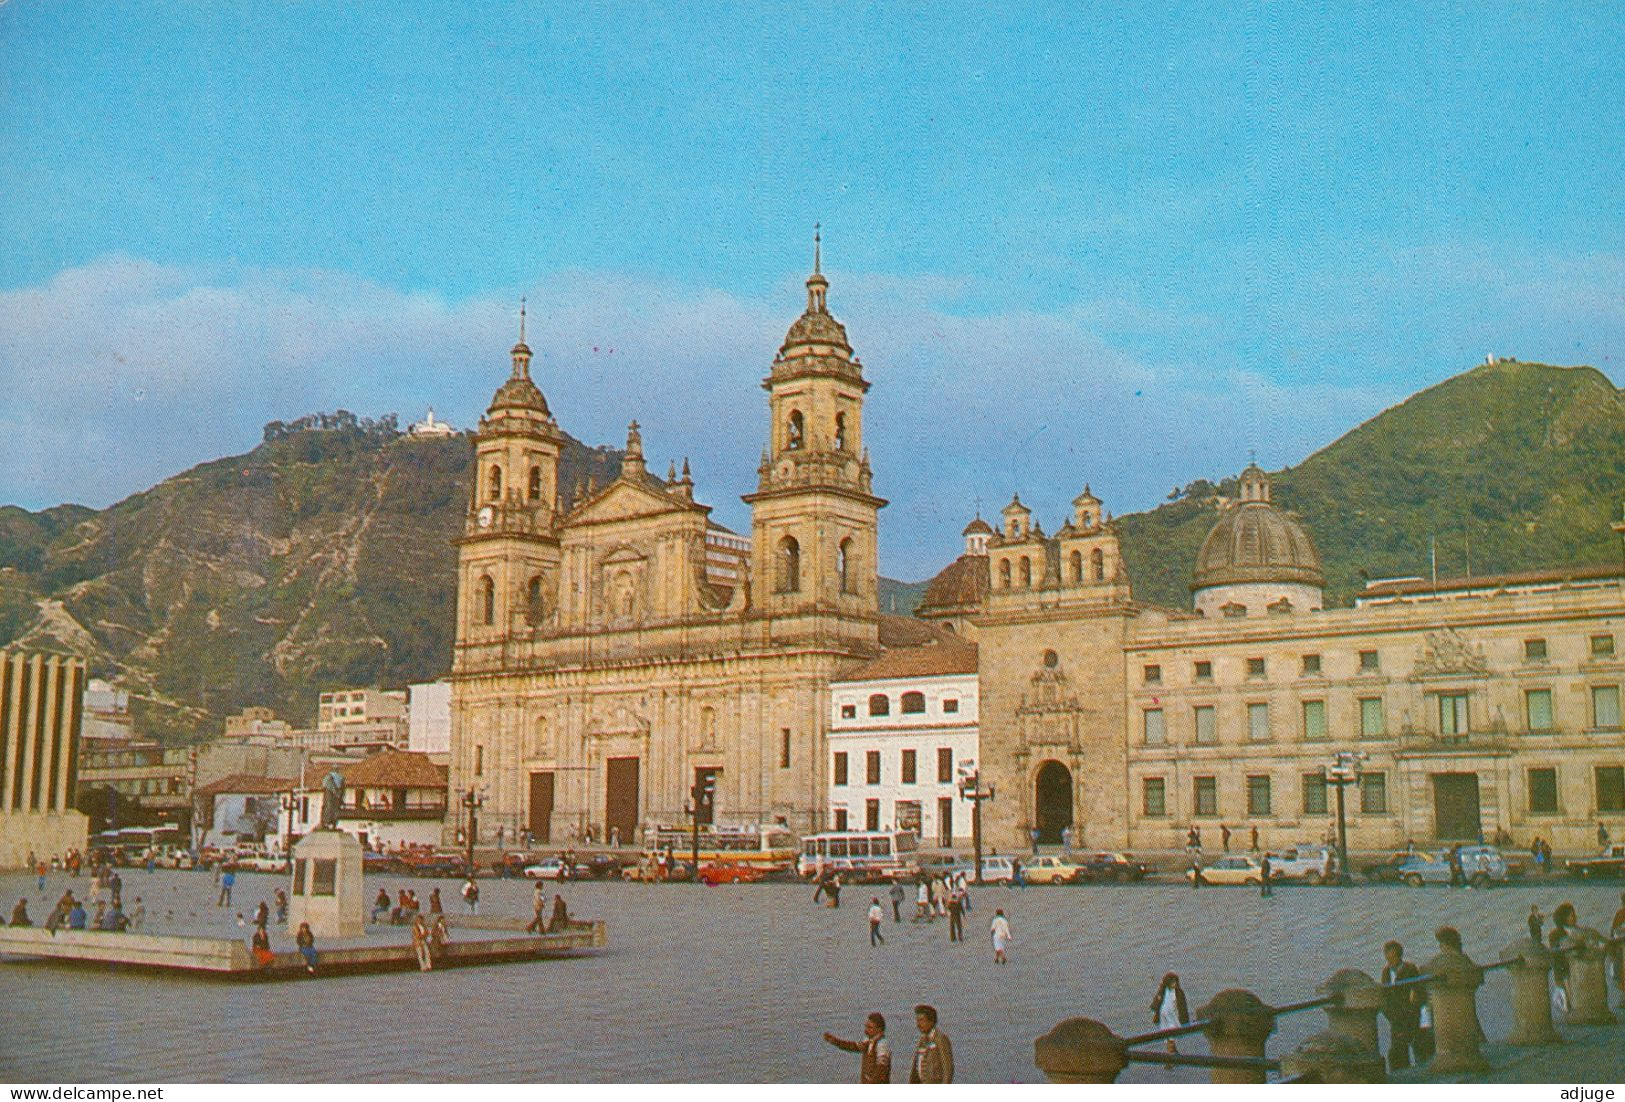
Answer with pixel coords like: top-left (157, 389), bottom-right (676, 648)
top-left (519, 296), bottom-right (527, 343)
top-left (814, 222), bottom-right (821, 275)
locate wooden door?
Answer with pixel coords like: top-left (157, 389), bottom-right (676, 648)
top-left (1432, 773), bottom-right (1481, 841)
top-left (528, 771), bottom-right (554, 843)
top-left (605, 757), bottom-right (640, 843)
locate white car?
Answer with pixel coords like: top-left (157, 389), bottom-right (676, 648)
top-left (1267, 846), bottom-right (1335, 883)
top-left (947, 856), bottom-right (1016, 884)
top-left (521, 857), bottom-right (591, 880)
top-left (1189, 854), bottom-right (1267, 885)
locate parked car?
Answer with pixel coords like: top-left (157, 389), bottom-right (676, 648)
top-left (1188, 854), bottom-right (1266, 885)
top-left (1359, 851), bottom-right (1429, 883)
top-left (1075, 851), bottom-right (1151, 883)
top-left (522, 856), bottom-right (593, 880)
top-left (400, 851), bottom-right (468, 878)
top-left (949, 855), bottom-right (1016, 884)
top-left (362, 851), bottom-right (405, 875)
top-left (1267, 846), bottom-right (1335, 883)
top-left (1567, 845), bottom-right (1625, 879)
top-left (1399, 846), bottom-right (1508, 887)
top-left (697, 861), bottom-right (768, 885)
top-left (1023, 855), bottom-right (1085, 885)
top-left (235, 853), bottom-right (289, 874)
top-left (153, 847), bottom-right (197, 870)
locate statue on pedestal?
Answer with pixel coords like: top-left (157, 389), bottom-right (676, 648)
top-left (320, 769), bottom-right (346, 830)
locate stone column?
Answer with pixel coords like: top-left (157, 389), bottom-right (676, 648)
top-left (1197, 989), bottom-right (1276, 1084)
top-left (1281, 1030), bottom-right (1385, 1083)
top-left (1423, 945), bottom-right (1488, 1074)
top-left (1033, 1018), bottom-right (1128, 1083)
top-left (1500, 937), bottom-right (1560, 1045)
top-left (1559, 928), bottom-right (1618, 1026)
top-left (1318, 968), bottom-right (1384, 1060)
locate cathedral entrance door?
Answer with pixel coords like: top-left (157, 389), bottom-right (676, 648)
top-left (605, 757), bottom-right (640, 844)
top-left (1035, 760), bottom-right (1074, 845)
top-left (528, 772), bottom-right (554, 844)
top-left (1432, 772), bottom-right (1481, 842)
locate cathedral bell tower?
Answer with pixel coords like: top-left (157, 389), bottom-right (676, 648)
top-left (455, 302), bottom-right (568, 650)
top-left (743, 233), bottom-right (885, 619)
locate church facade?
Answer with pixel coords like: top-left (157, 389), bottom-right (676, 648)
top-left (446, 256), bottom-right (887, 844)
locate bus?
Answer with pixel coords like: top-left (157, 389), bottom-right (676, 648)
top-left (797, 830), bottom-right (920, 881)
top-left (90, 824), bottom-right (183, 865)
top-left (647, 823), bottom-right (798, 870)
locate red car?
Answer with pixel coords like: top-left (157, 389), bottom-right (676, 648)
top-left (697, 862), bottom-right (767, 885)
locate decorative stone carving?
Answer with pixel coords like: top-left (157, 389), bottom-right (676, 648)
top-left (1416, 628), bottom-right (1488, 675)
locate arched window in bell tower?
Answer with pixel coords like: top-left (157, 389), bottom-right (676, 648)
top-left (787, 410), bottom-right (805, 451)
top-left (1091, 547), bottom-right (1106, 581)
top-left (1019, 556), bottom-right (1032, 588)
top-left (778, 535), bottom-right (801, 593)
top-left (480, 575), bottom-right (495, 625)
top-left (838, 538), bottom-right (855, 594)
top-left (999, 559), bottom-right (1011, 589)
top-left (526, 576), bottom-right (545, 624)
top-left (527, 466), bottom-right (542, 502)
top-left (1069, 550), bottom-right (1083, 584)
top-left (487, 465), bottom-right (503, 501)
top-left (834, 412), bottom-right (847, 452)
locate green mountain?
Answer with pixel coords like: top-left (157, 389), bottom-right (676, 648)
top-left (1, 359), bottom-right (1619, 738)
top-left (1116, 360), bottom-right (1625, 609)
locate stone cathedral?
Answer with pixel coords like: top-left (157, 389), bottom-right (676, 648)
top-left (447, 252), bottom-right (889, 844)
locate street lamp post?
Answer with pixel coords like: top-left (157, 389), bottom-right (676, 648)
top-left (1325, 751), bottom-right (1366, 887)
top-left (280, 790), bottom-right (300, 857)
top-left (957, 763), bottom-right (995, 885)
top-left (462, 787), bottom-right (483, 879)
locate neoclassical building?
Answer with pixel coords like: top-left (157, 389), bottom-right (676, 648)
top-left (936, 464), bottom-right (1625, 855)
top-left (447, 254), bottom-right (890, 844)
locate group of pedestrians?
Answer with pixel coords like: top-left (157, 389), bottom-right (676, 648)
top-left (525, 883), bottom-right (573, 933)
top-left (823, 1004), bottom-right (954, 1083)
top-left (372, 886), bottom-right (442, 925)
top-left (858, 878), bottom-right (1013, 963)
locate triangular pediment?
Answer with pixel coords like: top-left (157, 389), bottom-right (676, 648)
top-left (564, 476), bottom-right (708, 527)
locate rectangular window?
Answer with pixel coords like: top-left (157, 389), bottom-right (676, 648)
top-left (833, 752), bottom-right (848, 786)
top-left (1597, 766), bottom-right (1625, 813)
top-left (901, 749), bottom-right (917, 784)
top-left (865, 750), bottom-right (881, 785)
top-left (865, 799), bottom-right (880, 831)
top-left (833, 807), bottom-right (848, 831)
top-left (1438, 692), bottom-right (1470, 736)
top-left (1143, 708), bottom-right (1166, 745)
top-left (1246, 774), bottom-right (1272, 816)
top-left (937, 797), bottom-right (953, 846)
top-left (1194, 705), bottom-right (1217, 744)
top-left (1524, 638), bottom-right (1548, 661)
top-left (942, 698), bottom-right (959, 714)
top-left (1525, 689), bottom-right (1554, 732)
top-left (780, 728), bottom-right (791, 769)
top-left (1359, 697), bottom-right (1386, 737)
top-left (937, 747), bottom-right (953, 783)
top-left (895, 800), bottom-right (921, 833)
top-left (840, 704), bottom-right (857, 719)
top-left (1143, 664), bottom-right (1162, 685)
top-left (1193, 776), bottom-right (1217, 817)
top-left (1248, 702), bottom-right (1270, 742)
top-left (1194, 660), bottom-right (1212, 682)
top-left (1528, 767), bottom-right (1558, 814)
top-left (1246, 657), bottom-right (1266, 678)
top-left (1593, 686), bottom-right (1621, 730)
top-left (1302, 699), bottom-right (1327, 741)
top-left (1142, 777), bottom-right (1166, 817)
top-left (1301, 654), bottom-right (1322, 676)
top-left (474, 744), bottom-right (484, 777)
top-left (1360, 772), bottom-right (1388, 814)
top-left (1302, 772), bottom-right (1328, 815)
top-left (1359, 649), bottom-right (1380, 673)
top-left (1593, 634), bottom-right (1616, 658)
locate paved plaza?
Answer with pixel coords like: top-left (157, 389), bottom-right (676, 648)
top-left (2, 868), bottom-right (1623, 1082)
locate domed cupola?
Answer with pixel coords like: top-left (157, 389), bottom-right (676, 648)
top-left (487, 300), bottom-right (552, 417)
top-left (773, 227), bottom-right (860, 382)
top-left (1191, 464), bottom-right (1324, 618)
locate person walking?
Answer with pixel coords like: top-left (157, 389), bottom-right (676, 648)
top-left (888, 879), bottom-right (905, 922)
top-left (1380, 940), bottom-right (1422, 1071)
top-left (274, 888), bottom-right (288, 924)
top-left (1249, 825), bottom-right (1260, 852)
top-left (129, 897), bottom-right (145, 931)
top-left (915, 879), bottom-right (931, 922)
top-left (461, 878), bottom-right (479, 914)
top-left (526, 884), bottom-right (548, 934)
top-left (826, 874), bottom-right (842, 909)
top-left (1188, 855), bottom-right (1204, 889)
top-left (1011, 858), bottom-right (1026, 889)
top-left (823, 1012), bottom-right (892, 1083)
top-left (947, 885), bottom-right (965, 943)
top-left (1150, 973), bottom-right (1190, 1063)
top-left (909, 1005), bottom-right (953, 1083)
top-left (1221, 824), bottom-right (1232, 852)
top-left (295, 921), bottom-right (318, 974)
top-left (1446, 844), bottom-right (1465, 888)
top-left (867, 898), bottom-right (885, 946)
top-left (217, 868), bottom-right (235, 907)
top-left (411, 913), bottom-right (434, 971)
top-left (1259, 853), bottom-right (1273, 897)
top-left (428, 887), bottom-right (442, 915)
top-left (1527, 904), bottom-right (1545, 944)
top-left (990, 908), bottom-right (1013, 964)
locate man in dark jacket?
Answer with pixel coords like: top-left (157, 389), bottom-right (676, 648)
top-left (909, 1005), bottom-right (953, 1083)
top-left (823, 1012), bottom-right (892, 1083)
top-left (1380, 940), bottom-right (1422, 1071)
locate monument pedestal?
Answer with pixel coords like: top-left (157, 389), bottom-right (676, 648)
top-left (286, 830), bottom-right (364, 938)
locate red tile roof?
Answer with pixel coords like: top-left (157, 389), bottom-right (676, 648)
top-left (916, 554), bottom-right (990, 616)
top-left (837, 634), bottom-right (979, 683)
top-left (339, 749), bottom-right (447, 789)
top-left (193, 774), bottom-right (301, 798)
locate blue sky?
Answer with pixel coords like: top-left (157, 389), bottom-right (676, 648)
top-left (2, 3), bottom-right (1622, 579)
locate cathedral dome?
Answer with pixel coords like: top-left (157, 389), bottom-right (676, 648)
top-left (780, 272), bottom-right (852, 355)
top-left (488, 374), bottom-right (550, 416)
top-left (1191, 466), bottom-right (1323, 617)
top-left (962, 516), bottom-right (994, 537)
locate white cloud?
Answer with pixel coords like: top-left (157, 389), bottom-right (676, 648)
top-left (0, 254), bottom-right (1456, 578)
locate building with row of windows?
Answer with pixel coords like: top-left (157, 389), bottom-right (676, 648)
top-left (935, 460), bottom-right (1625, 854)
